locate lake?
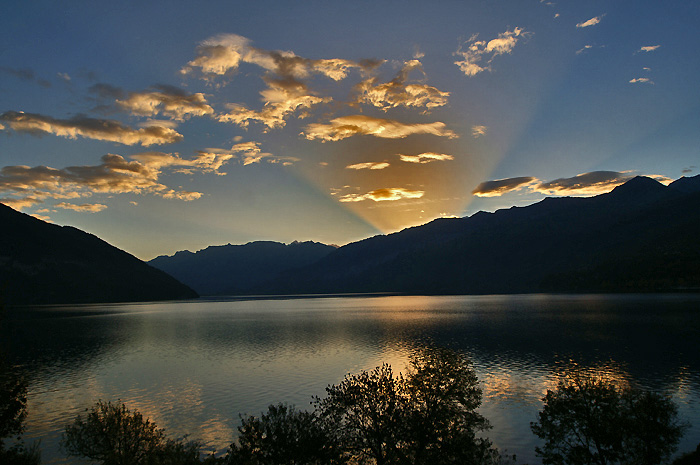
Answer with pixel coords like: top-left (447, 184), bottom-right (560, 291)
top-left (2, 294), bottom-right (700, 464)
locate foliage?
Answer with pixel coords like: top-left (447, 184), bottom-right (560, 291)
top-left (316, 346), bottom-right (500, 465)
top-left (61, 400), bottom-right (211, 465)
top-left (531, 372), bottom-right (687, 465)
top-left (227, 403), bottom-right (344, 465)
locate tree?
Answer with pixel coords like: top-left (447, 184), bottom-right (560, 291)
top-left (316, 347), bottom-right (500, 465)
top-left (531, 372), bottom-right (687, 465)
top-left (227, 403), bottom-right (344, 465)
top-left (403, 346), bottom-right (497, 465)
top-left (61, 400), bottom-right (209, 465)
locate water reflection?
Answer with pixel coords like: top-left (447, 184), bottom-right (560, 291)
top-left (2, 294), bottom-right (700, 464)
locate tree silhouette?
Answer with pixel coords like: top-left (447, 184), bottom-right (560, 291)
top-left (531, 372), bottom-right (686, 465)
top-left (316, 346), bottom-right (500, 465)
top-left (228, 403), bottom-right (344, 465)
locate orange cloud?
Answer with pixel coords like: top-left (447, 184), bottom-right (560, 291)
top-left (0, 111), bottom-right (182, 146)
top-left (338, 187), bottom-right (425, 202)
top-left (346, 162), bottom-right (390, 170)
top-left (302, 115), bottom-right (457, 141)
top-left (398, 152), bottom-right (454, 164)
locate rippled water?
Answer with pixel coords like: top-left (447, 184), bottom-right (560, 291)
top-left (2, 294), bottom-right (700, 464)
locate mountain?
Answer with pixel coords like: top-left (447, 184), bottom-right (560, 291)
top-left (253, 175), bottom-right (700, 295)
top-left (148, 241), bottom-right (337, 295)
top-left (0, 204), bottom-right (198, 305)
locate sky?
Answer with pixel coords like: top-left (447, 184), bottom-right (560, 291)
top-left (1, 0), bottom-right (699, 260)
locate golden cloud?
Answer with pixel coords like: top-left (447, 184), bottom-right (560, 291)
top-left (55, 202), bottom-right (108, 213)
top-left (302, 115), bottom-right (457, 141)
top-left (629, 77), bottom-right (654, 84)
top-left (398, 152), bottom-right (454, 164)
top-left (354, 59), bottom-right (449, 111)
top-left (117, 85), bottom-right (214, 121)
top-left (471, 125), bottom-right (488, 138)
top-left (639, 45), bottom-right (661, 52)
top-left (228, 141), bottom-right (299, 166)
top-left (0, 111), bottom-right (183, 146)
top-left (346, 162), bottom-right (390, 170)
top-left (338, 187), bottom-right (425, 203)
top-left (217, 76), bottom-right (330, 129)
top-left (576, 15), bottom-right (604, 28)
top-left (454, 28), bottom-right (527, 77)
top-left (472, 176), bottom-right (537, 197)
top-left (0, 151), bottom-right (244, 210)
top-left (181, 33), bottom-right (366, 81)
top-left (533, 171), bottom-right (636, 196)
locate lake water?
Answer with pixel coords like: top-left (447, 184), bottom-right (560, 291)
top-left (2, 294), bottom-right (700, 464)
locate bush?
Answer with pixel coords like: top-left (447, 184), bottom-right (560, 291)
top-left (61, 400), bottom-right (212, 465)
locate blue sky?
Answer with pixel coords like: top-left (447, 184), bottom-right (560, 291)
top-left (1, 0), bottom-right (699, 259)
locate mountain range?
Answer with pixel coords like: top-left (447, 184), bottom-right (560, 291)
top-left (3, 175), bottom-right (700, 305)
top-left (0, 203), bottom-right (197, 306)
top-left (149, 241), bottom-right (336, 296)
top-left (151, 175), bottom-right (700, 296)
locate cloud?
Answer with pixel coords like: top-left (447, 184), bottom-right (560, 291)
top-left (629, 77), bottom-right (654, 84)
top-left (55, 202), bottom-right (108, 213)
top-left (184, 34), bottom-right (370, 129)
top-left (0, 66), bottom-right (51, 87)
top-left (346, 162), bottom-right (390, 170)
top-left (0, 111), bottom-right (183, 146)
top-left (181, 33), bottom-right (366, 81)
top-left (353, 59), bottom-right (449, 111)
top-left (639, 45), bottom-right (660, 52)
top-left (217, 76), bottom-right (329, 129)
top-left (0, 151), bottom-right (244, 210)
top-left (89, 83), bottom-right (127, 100)
top-left (338, 187), bottom-right (425, 203)
top-left (0, 196), bottom-right (42, 210)
top-left (472, 176), bottom-right (537, 197)
top-left (533, 171), bottom-right (635, 195)
top-left (576, 15), bottom-right (605, 28)
top-left (473, 171), bottom-right (674, 198)
top-left (117, 84), bottom-right (214, 120)
top-left (302, 115), bottom-right (457, 141)
top-left (454, 27), bottom-right (528, 77)
top-left (398, 152), bottom-right (454, 164)
top-left (471, 125), bottom-right (487, 138)
top-left (576, 45), bottom-right (594, 55)
top-left (227, 141), bottom-right (299, 166)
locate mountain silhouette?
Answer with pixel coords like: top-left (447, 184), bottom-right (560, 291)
top-left (148, 241), bottom-right (337, 295)
top-left (251, 175), bottom-right (700, 295)
top-left (0, 203), bottom-right (198, 305)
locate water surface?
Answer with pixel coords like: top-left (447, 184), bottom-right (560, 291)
top-left (2, 294), bottom-right (699, 464)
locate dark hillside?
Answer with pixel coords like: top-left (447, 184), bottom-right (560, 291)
top-left (0, 204), bottom-right (197, 305)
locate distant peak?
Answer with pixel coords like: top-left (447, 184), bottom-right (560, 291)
top-left (610, 176), bottom-right (665, 194)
